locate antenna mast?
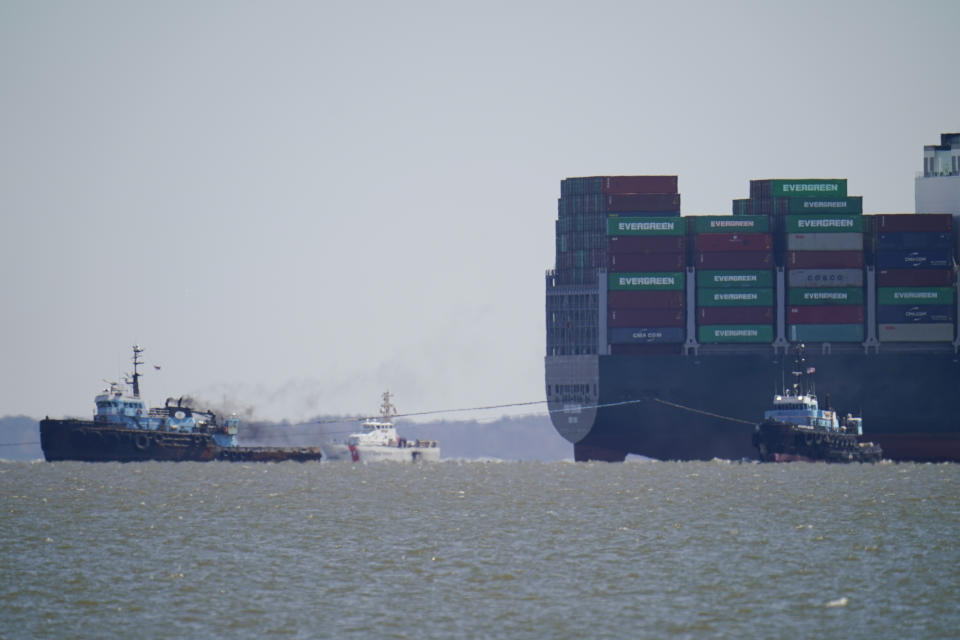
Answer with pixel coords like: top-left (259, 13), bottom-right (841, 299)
top-left (131, 345), bottom-right (144, 398)
top-left (791, 343), bottom-right (806, 397)
top-left (380, 391), bottom-right (397, 421)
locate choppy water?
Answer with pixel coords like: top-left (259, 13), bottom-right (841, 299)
top-left (2, 460), bottom-right (958, 639)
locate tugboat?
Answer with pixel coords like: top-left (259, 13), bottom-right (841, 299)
top-left (752, 345), bottom-right (882, 463)
top-left (321, 391), bottom-right (439, 462)
top-left (39, 346), bottom-right (324, 462)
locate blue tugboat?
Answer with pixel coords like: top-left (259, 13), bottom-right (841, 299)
top-left (752, 345), bottom-right (882, 463)
top-left (40, 346), bottom-right (324, 462)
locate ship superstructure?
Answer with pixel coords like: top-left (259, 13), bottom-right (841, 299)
top-left (916, 132), bottom-right (960, 216)
top-left (546, 161), bottom-right (959, 462)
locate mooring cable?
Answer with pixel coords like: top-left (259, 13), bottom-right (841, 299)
top-left (0, 396), bottom-right (754, 448)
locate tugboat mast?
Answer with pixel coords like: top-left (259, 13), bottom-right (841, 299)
top-left (791, 344), bottom-right (804, 397)
top-left (131, 345), bottom-right (144, 398)
top-left (790, 343), bottom-right (812, 398)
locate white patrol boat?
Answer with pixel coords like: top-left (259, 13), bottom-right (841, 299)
top-left (322, 392), bottom-right (439, 462)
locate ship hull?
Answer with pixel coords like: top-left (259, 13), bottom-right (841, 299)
top-left (322, 442), bottom-right (440, 462)
top-left (39, 419), bottom-right (323, 462)
top-left (546, 349), bottom-right (960, 462)
top-left (752, 421), bottom-right (882, 463)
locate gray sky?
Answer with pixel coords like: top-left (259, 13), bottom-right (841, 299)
top-left (2, 1), bottom-right (958, 422)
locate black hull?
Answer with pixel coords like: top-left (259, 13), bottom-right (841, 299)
top-left (39, 419), bottom-right (323, 463)
top-left (547, 348), bottom-right (960, 462)
top-left (752, 421), bottom-right (882, 463)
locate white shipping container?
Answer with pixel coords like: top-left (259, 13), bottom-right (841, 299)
top-left (787, 233), bottom-right (863, 251)
top-left (878, 323), bottom-right (956, 342)
top-left (787, 269), bottom-right (864, 288)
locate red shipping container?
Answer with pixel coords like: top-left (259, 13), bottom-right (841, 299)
top-left (606, 193), bottom-right (681, 213)
top-left (695, 251), bottom-right (774, 269)
top-left (607, 290), bottom-right (685, 309)
top-left (787, 305), bottom-right (864, 324)
top-left (603, 175), bottom-right (678, 195)
top-left (787, 250), bottom-right (863, 269)
top-left (609, 235), bottom-right (686, 254)
top-left (609, 252), bottom-right (685, 271)
top-left (695, 233), bottom-right (772, 252)
top-left (877, 214), bottom-right (953, 232)
top-left (609, 308), bottom-right (685, 328)
top-left (877, 268), bottom-right (956, 287)
top-left (698, 307), bottom-right (773, 324)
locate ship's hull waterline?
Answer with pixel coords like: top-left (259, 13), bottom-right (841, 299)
top-left (322, 442), bottom-right (440, 463)
top-left (40, 420), bottom-right (324, 463)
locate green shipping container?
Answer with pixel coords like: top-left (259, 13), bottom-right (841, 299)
top-left (692, 215), bottom-right (770, 234)
top-left (697, 288), bottom-right (774, 307)
top-left (787, 197), bottom-right (863, 215)
top-left (609, 272), bottom-right (685, 291)
top-left (771, 179), bottom-right (847, 199)
top-left (877, 287), bottom-right (955, 305)
top-left (788, 287), bottom-right (864, 305)
top-left (788, 324), bottom-right (864, 342)
top-left (786, 215), bottom-right (863, 233)
top-left (607, 217), bottom-right (685, 237)
top-left (697, 270), bottom-right (774, 289)
top-left (699, 325), bottom-right (773, 343)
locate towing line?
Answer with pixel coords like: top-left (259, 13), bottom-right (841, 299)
top-left (310, 397), bottom-right (655, 426)
top-left (0, 401), bottom-right (570, 447)
top-left (309, 400), bottom-right (549, 424)
top-left (1, 397), bottom-right (750, 447)
top-left (651, 397), bottom-right (755, 425)
top-left (297, 398), bottom-right (654, 437)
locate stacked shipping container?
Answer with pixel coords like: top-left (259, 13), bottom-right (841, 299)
top-left (734, 179), bottom-right (869, 343)
top-left (547, 176), bottom-right (681, 356)
top-left (556, 176), bottom-right (680, 286)
top-left (745, 179), bottom-right (863, 217)
top-left (607, 216), bottom-right (686, 347)
top-left (691, 216), bottom-right (774, 343)
top-left (550, 176), bottom-right (958, 358)
top-left (875, 214), bottom-right (957, 342)
top-left (600, 178), bottom-right (684, 352)
top-left (785, 213), bottom-right (866, 342)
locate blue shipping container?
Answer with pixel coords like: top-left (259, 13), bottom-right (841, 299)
top-left (876, 304), bottom-right (955, 324)
top-left (560, 177), bottom-right (603, 196)
top-left (876, 232), bottom-right (954, 251)
top-left (608, 327), bottom-right (685, 344)
top-left (874, 250), bottom-right (954, 270)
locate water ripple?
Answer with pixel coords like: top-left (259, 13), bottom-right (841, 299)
top-left (1, 460), bottom-right (958, 638)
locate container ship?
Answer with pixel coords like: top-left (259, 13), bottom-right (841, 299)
top-left (545, 139), bottom-right (960, 462)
